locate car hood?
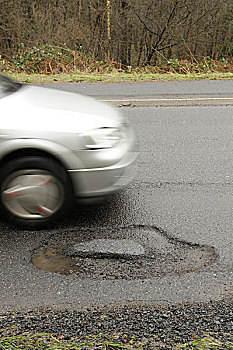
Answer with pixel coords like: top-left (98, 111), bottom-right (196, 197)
top-left (1, 84), bottom-right (123, 134)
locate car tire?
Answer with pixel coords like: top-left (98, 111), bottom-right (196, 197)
top-left (0, 156), bottom-right (74, 228)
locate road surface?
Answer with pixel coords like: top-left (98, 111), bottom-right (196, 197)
top-left (0, 81), bottom-right (233, 312)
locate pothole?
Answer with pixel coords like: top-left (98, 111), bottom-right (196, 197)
top-left (32, 226), bottom-right (218, 279)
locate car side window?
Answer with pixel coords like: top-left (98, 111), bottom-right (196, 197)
top-left (0, 75), bottom-right (21, 99)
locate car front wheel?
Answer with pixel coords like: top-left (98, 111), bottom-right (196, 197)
top-left (0, 156), bottom-right (74, 228)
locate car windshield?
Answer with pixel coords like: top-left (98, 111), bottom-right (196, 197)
top-left (0, 75), bottom-right (22, 99)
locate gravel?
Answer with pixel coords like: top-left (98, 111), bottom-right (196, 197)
top-left (1, 298), bottom-right (232, 348)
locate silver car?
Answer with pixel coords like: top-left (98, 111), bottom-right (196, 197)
top-left (0, 75), bottom-right (136, 228)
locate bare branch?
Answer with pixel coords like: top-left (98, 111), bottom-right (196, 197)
top-left (135, 12), bottom-right (159, 37)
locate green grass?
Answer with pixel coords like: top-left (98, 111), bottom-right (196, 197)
top-left (0, 333), bottom-right (143, 350)
top-left (0, 332), bottom-right (232, 349)
top-left (5, 71), bottom-right (233, 84)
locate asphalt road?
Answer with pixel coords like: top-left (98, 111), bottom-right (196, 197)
top-left (39, 79), bottom-right (233, 99)
top-left (0, 81), bottom-right (233, 313)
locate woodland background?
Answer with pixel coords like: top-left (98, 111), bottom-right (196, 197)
top-left (1, 0), bottom-right (233, 73)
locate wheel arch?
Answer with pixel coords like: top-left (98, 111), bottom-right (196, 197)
top-left (0, 138), bottom-right (84, 170)
top-left (0, 147), bottom-right (78, 195)
top-left (0, 147), bottom-right (66, 168)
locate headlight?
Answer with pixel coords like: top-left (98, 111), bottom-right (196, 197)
top-left (83, 127), bottom-right (126, 149)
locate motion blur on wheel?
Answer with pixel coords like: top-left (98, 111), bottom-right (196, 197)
top-left (0, 74), bottom-right (136, 228)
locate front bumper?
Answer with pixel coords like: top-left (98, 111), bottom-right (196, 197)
top-left (68, 151), bottom-right (137, 198)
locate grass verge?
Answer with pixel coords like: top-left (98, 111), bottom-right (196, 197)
top-left (4, 71), bottom-right (233, 84)
top-left (176, 332), bottom-right (233, 349)
top-left (0, 332), bottom-right (232, 349)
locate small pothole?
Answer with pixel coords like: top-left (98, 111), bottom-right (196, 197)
top-left (32, 226), bottom-right (218, 279)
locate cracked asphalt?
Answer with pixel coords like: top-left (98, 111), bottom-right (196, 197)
top-left (0, 82), bottom-right (233, 342)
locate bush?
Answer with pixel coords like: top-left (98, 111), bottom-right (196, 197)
top-left (1, 44), bottom-right (121, 74)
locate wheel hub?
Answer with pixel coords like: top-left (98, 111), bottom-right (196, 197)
top-left (2, 170), bottom-right (64, 219)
